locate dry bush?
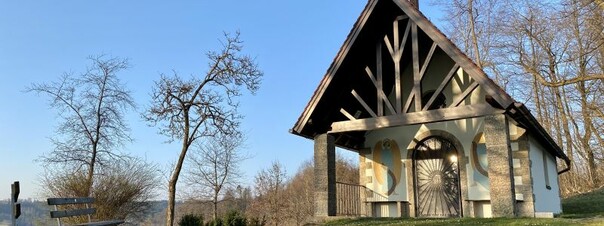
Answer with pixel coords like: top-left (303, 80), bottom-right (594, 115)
top-left (41, 157), bottom-right (160, 224)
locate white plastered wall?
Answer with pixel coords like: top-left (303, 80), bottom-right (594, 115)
top-left (528, 135), bottom-right (562, 214)
top-left (363, 117), bottom-right (485, 202)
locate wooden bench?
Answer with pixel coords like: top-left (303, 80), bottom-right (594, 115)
top-left (47, 197), bottom-right (125, 226)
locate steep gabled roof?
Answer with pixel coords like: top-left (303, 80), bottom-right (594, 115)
top-left (290, 0), bottom-right (569, 170)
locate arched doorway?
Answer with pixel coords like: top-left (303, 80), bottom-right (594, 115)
top-left (413, 136), bottom-right (462, 217)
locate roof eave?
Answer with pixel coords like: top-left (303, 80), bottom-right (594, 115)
top-left (508, 103), bottom-right (571, 173)
top-left (292, 0), bottom-right (379, 135)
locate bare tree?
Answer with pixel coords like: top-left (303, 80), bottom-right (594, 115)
top-left (282, 155), bottom-right (358, 225)
top-left (221, 185), bottom-right (253, 215)
top-left (27, 55), bottom-right (135, 196)
top-left (436, 0), bottom-right (604, 194)
top-left (185, 132), bottom-right (246, 220)
top-left (499, 0), bottom-right (604, 189)
top-left (249, 161), bottom-right (288, 226)
top-left (284, 160), bottom-right (314, 226)
top-left (143, 31), bottom-right (262, 226)
top-left (434, 0), bottom-right (510, 88)
top-left (335, 154), bottom-right (360, 184)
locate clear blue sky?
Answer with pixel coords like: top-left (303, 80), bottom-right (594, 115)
top-left (0, 1), bottom-right (444, 199)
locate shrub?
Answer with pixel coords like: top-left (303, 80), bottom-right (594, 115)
top-left (205, 218), bottom-right (223, 226)
top-left (179, 214), bottom-right (203, 226)
top-left (224, 210), bottom-right (246, 226)
top-left (247, 216), bottom-right (266, 226)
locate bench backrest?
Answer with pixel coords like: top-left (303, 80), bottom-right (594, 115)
top-left (47, 197), bottom-right (95, 206)
top-left (47, 197), bottom-right (96, 225)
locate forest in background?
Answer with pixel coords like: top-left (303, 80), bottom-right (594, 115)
top-left (0, 155), bottom-right (358, 226)
top-left (435, 0), bottom-right (604, 196)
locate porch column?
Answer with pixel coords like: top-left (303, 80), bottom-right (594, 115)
top-left (314, 133), bottom-right (336, 217)
top-left (484, 114), bottom-right (516, 217)
top-left (358, 149), bottom-right (370, 216)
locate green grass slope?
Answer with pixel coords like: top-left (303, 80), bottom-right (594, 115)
top-left (325, 188), bottom-right (604, 226)
top-left (563, 188), bottom-right (604, 219)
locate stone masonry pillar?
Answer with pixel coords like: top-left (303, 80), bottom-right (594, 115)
top-left (484, 114), bottom-right (516, 217)
top-left (314, 133), bottom-right (336, 217)
top-left (358, 150), bottom-right (369, 216)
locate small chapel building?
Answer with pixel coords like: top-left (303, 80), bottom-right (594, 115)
top-left (291, 0), bottom-right (571, 218)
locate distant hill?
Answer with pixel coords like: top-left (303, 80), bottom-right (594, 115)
top-left (0, 199), bottom-right (54, 226)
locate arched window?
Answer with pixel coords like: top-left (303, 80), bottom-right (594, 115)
top-left (471, 133), bottom-right (488, 177)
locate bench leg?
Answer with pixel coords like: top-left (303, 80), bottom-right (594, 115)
top-left (54, 205), bottom-right (62, 226)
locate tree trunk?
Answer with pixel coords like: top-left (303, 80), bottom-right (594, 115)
top-left (87, 142), bottom-right (97, 197)
top-left (560, 87), bottom-right (576, 165)
top-left (570, 0), bottom-right (599, 187)
top-left (167, 127), bottom-right (191, 226)
top-left (167, 178), bottom-right (177, 226)
top-left (213, 195), bottom-right (218, 221)
top-left (468, 0), bottom-right (483, 68)
top-left (579, 82), bottom-right (598, 187)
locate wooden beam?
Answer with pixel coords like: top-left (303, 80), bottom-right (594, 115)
top-left (47, 197), bottom-right (95, 205)
top-left (384, 36), bottom-right (395, 57)
top-left (396, 15), bottom-right (410, 20)
top-left (412, 22), bottom-right (422, 112)
top-left (384, 19), bottom-right (404, 61)
top-left (395, 15), bottom-right (409, 43)
top-left (419, 42), bottom-right (438, 78)
top-left (403, 91), bottom-right (414, 113)
top-left (50, 208), bottom-right (96, 218)
top-left (351, 89), bottom-right (377, 117)
top-left (377, 42), bottom-right (383, 116)
top-left (385, 20), bottom-right (411, 114)
top-left (329, 104), bottom-right (504, 133)
top-left (398, 21), bottom-right (412, 113)
top-left (451, 81), bottom-right (479, 107)
top-left (399, 21), bottom-right (412, 59)
top-left (365, 66), bottom-right (396, 114)
top-left (340, 108), bottom-right (357, 121)
top-left (393, 18), bottom-right (400, 59)
top-left (394, 25), bottom-right (402, 114)
top-left (423, 64), bottom-right (459, 111)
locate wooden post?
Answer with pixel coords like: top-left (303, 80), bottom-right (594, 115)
top-left (11, 181), bottom-right (20, 226)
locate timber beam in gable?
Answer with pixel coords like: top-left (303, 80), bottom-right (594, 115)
top-left (329, 104), bottom-right (504, 133)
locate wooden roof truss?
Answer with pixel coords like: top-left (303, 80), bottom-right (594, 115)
top-left (332, 14), bottom-right (503, 134)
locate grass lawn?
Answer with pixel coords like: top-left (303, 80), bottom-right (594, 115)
top-left (325, 188), bottom-right (604, 225)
